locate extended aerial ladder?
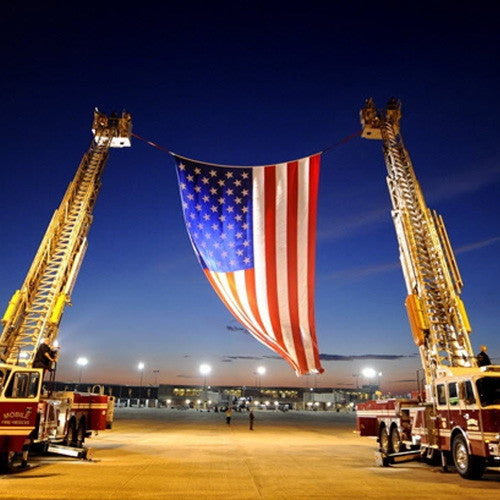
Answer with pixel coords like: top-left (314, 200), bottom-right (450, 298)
top-left (0, 110), bottom-right (131, 471)
top-left (357, 99), bottom-right (499, 480)
top-left (1, 110), bottom-right (131, 367)
top-left (360, 98), bottom-right (476, 398)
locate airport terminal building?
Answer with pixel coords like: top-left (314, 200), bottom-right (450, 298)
top-left (50, 381), bottom-right (377, 411)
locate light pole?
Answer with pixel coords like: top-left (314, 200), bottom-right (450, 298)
top-left (199, 364), bottom-right (212, 403)
top-left (153, 369), bottom-right (160, 386)
top-left (76, 357), bottom-right (88, 384)
top-left (138, 362), bottom-right (145, 401)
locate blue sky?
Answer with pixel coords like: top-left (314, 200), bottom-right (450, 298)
top-left (1, 2), bottom-right (498, 393)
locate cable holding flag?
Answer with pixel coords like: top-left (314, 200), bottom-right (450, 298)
top-left (131, 130), bottom-right (362, 159)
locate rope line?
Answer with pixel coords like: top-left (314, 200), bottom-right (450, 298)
top-left (131, 129), bottom-right (361, 161)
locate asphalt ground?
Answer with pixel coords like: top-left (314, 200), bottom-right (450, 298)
top-left (0, 408), bottom-right (498, 499)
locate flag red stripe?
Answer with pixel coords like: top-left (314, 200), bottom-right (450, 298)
top-left (244, 269), bottom-right (267, 339)
top-left (307, 154), bottom-right (323, 372)
top-left (243, 269), bottom-right (298, 369)
top-left (263, 166), bottom-right (284, 348)
top-left (286, 161), bottom-right (308, 373)
top-left (206, 269), bottom-right (296, 366)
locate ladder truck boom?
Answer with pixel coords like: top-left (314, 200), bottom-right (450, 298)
top-left (356, 98), bottom-right (499, 480)
top-left (0, 110), bottom-right (131, 367)
top-left (0, 110), bottom-right (131, 472)
top-left (360, 97), bottom-right (476, 396)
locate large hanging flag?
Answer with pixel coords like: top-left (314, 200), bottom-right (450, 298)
top-left (173, 153), bottom-right (324, 376)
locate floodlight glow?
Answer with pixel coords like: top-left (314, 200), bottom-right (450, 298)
top-left (137, 362), bottom-right (145, 371)
top-left (257, 366), bottom-right (266, 376)
top-left (76, 357), bottom-right (88, 367)
top-left (199, 364), bottom-right (212, 376)
top-left (361, 367), bottom-right (377, 379)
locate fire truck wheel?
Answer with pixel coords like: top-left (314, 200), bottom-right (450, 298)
top-left (390, 426), bottom-right (405, 453)
top-left (452, 434), bottom-right (485, 480)
top-left (75, 420), bottom-right (86, 448)
top-left (379, 426), bottom-right (392, 455)
top-left (0, 451), bottom-right (15, 473)
top-left (64, 419), bottom-right (77, 447)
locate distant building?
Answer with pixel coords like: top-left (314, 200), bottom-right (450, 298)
top-left (49, 381), bottom-right (375, 410)
top-left (158, 384), bottom-right (374, 411)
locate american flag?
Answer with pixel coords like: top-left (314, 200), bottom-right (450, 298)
top-left (173, 153), bottom-right (324, 375)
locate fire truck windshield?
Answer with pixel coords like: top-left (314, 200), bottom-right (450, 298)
top-left (476, 377), bottom-right (500, 407)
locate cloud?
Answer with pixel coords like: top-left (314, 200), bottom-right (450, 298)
top-left (318, 162), bottom-right (500, 244)
top-left (455, 236), bottom-right (500, 255)
top-left (319, 353), bottom-right (416, 361)
top-left (222, 355), bottom-right (264, 361)
top-left (325, 236), bottom-right (499, 284)
top-left (219, 353), bottom-right (417, 363)
top-left (226, 324), bottom-right (248, 333)
top-left (426, 162), bottom-right (500, 203)
top-left (317, 207), bottom-right (387, 241)
top-left (325, 261), bottom-right (399, 282)
top-left (176, 374), bottom-right (195, 379)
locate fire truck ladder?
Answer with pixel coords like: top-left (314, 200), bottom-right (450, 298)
top-left (361, 98), bottom-right (476, 385)
top-left (0, 111), bottom-right (132, 367)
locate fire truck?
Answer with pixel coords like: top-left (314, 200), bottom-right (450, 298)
top-left (356, 98), bottom-right (499, 480)
top-left (0, 110), bottom-right (132, 471)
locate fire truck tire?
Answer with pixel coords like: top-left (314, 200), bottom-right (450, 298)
top-left (64, 419), bottom-right (77, 447)
top-left (75, 419), bottom-right (86, 448)
top-left (379, 426), bottom-right (392, 455)
top-left (390, 426), bottom-right (405, 453)
top-left (452, 434), bottom-right (485, 480)
top-left (0, 451), bottom-right (15, 473)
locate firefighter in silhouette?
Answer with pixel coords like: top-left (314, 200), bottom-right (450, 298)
top-left (476, 345), bottom-right (491, 367)
top-left (33, 338), bottom-right (58, 375)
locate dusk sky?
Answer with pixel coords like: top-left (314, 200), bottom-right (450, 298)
top-left (1, 3), bottom-right (498, 394)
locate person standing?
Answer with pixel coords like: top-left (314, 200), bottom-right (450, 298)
top-left (249, 409), bottom-right (255, 430)
top-left (477, 345), bottom-right (492, 367)
top-left (225, 407), bottom-right (232, 425)
top-left (33, 338), bottom-right (58, 375)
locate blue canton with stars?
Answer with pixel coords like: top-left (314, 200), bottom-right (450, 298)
top-left (175, 157), bottom-right (254, 273)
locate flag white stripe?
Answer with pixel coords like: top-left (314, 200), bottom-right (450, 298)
top-left (274, 162), bottom-right (297, 361)
top-left (209, 270), bottom-right (284, 353)
top-left (252, 168), bottom-right (277, 343)
top-left (209, 272), bottom-right (254, 331)
top-left (297, 157), bottom-right (315, 370)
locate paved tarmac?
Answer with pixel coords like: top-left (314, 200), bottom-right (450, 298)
top-left (0, 408), bottom-right (498, 499)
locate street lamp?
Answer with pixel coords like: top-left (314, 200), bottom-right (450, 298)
top-left (361, 367), bottom-right (377, 379)
top-left (76, 357), bottom-right (88, 384)
top-left (138, 362), bottom-right (145, 400)
top-left (153, 369), bottom-right (160, 386)
top-left (199, 364), bottom-right (212, 403)
top-left (256, 366), bottom-right (266, 389)
top-left (199, 363), bottom-right (212, 385)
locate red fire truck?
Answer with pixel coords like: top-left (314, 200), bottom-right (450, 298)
top-left (0, 110), bottom-right (131, 471)
top-left (356, 98), bottom-right (499, 479)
